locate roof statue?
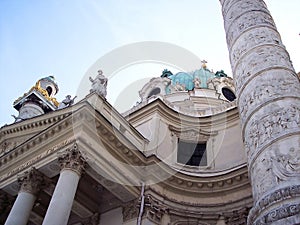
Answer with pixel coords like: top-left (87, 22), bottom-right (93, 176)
top-left (89, 70), bottom-right (108, 98)
top-left (57, 95), bottom-right (77, 109)
top-left (160, 69), bottom-right (173, 78)
top-left (215, 70), bottom-right (228, 77)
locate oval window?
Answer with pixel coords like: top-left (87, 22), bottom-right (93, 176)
top-left (222, 87), bottom-right (236, 102)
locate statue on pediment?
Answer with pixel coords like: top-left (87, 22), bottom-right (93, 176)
top-left (89, 70), bottom-right (108, 98)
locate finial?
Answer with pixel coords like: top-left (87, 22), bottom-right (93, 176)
top-left (201, 60), bottom-right (207, 69)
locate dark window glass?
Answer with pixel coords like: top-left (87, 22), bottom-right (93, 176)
top-left (147, 88), bottom-right (161, 98)
top-left (46, 86), bottom-right (53, 96)
top-left (177, 141), bottom-right (207, 166)
top-left (222, 87), bottom-right (236, 102)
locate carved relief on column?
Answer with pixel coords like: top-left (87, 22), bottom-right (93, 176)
top-left (248, 185), bottom-right (300, 225)
top-left (58, 143), bottom-right (86, 176)
top-left (225, 11), bottom-right (275, 48)
top-left (222, 0), bottom-right (268, 30)
top-left (229, 27), bottom-right (282, 67)
top-left (17, 167), bottom-right (46, 195)
top-left (238, 71), bottom-right (300, 125)
top-left (248, 136), bottom-right (300, 201)
top-left (244, 100), bottom-right (300, 167)
top-left (233, 45), bottom-right (294, 95)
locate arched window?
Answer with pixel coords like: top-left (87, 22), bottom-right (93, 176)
top-left (46, 86), bottom-right (53, 96)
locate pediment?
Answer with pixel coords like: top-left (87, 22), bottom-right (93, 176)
top-left (0, 107), bottom-right (73, 157)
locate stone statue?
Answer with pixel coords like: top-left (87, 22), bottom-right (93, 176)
top-left (193, 77), bottom-right (201, 88)
top-left (89, 70), bottom-right (108, 98)
top-left (58, 95), bottom-right (77, 109)
top-left (11, 115), bottom-right (24, 122)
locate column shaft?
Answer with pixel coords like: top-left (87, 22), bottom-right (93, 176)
top-left (42, 169), bottom-right (80, 225)
top-left (42, 143), bottom-right (86, 225)
top-left (5, 167), bottom-right (44, 225)
top-left (4, 192), bottom-right (36, 225)
top-left (219, 0), bottom-right (300, 224)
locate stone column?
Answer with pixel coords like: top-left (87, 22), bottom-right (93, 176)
top-left (219, 0), bottom-right (300, 224)
top-left (5, 168), bottom-right (44, 225)
top-left (42, 143), bottom-right (86, 225)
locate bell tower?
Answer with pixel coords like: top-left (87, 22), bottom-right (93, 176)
top-left (13, 76), bottom-right (59, 122)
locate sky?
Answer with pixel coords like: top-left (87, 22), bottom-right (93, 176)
top-left (0, 0), bottom-right (299, 126)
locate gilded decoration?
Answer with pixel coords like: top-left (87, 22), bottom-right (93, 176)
top-left (13, 80), bottom-right (59, 107)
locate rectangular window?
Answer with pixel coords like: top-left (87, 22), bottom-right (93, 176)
top-left (177, 140), bottom-right (207, 166)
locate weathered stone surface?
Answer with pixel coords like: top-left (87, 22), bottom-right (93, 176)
top-left (220, 0), bottom-right (300, 224)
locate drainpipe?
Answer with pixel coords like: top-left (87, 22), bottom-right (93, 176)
top-left (137, 182), bottom-right (145, 225)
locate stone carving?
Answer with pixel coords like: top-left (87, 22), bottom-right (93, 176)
top-left (238, 73), bottom-right (300, 124)
top-left (89, 70), bottom-right (108, 98)
top-left (0, 141), bottom-right (17, 156)
top-left (245, 103), bottom-right (300, 161)
top-left (58, 95), bottom-right (77, 109)
top-left (233, 46), bottom-right (294, 94)
top-left (224, 0), bottom-right (268, 30)
top-left (142, 195), bottom-right (167, 223)
top-left (17, 167), bottom-right (46, 195)
top-left (226, 11), bottom-right (275, 47)
top-left (271, 147), bottom-right (300, 183)
top-left (230, 28), bottom-right (282, 65)
top-left (193, 77), bottom-right (201, 88)
top-left (247, 184), bottom-right (300, 224)
top-left (122, 200), bottom-right (139, 222)
top-left (224, 207), bottom-right (249, 225)
top-left (58, 143), bottom-right (86, 176)
top-left (173, 82), bottom-right (186, 91)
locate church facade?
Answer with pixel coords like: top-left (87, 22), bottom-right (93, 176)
top-left (0, 0), bottom-right (299, 225)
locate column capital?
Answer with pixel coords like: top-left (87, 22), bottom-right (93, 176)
top-left (17, 167), bottom-right (45, 195)
top-left (58, 143), bottom-right (86, 176)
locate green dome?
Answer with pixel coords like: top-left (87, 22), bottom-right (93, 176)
top-left (165, 67), bottom-right (225, 94)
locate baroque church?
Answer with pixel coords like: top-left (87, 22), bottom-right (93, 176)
top-left (0, 0), bottom-right (299, 225)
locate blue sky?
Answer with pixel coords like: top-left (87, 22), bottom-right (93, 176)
top-left (0, 0), bottom-right (299, 126)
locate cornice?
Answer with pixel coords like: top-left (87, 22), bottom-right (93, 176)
top-left (0, 107), bottom-right (74, 142)
top-left (0, 94), bottom-right (249, 198)
top-left (125, 98), bottom-right (239, 130)
top-left (124, 95), bottom-right (238, 119)
top-left (136, 188), bottom-right (252, 222)
top-left (162, 164), bottom-right (251, 195)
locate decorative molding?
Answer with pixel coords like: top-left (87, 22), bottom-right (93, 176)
top-left (224, 207), bottom-right (249, 225)
top-left (58, 143), bottom-right (87, 176)
top-left (248, 185), bottom-right (300, 224)
top-left (0, 138), bottom-right (74, 182)
top-left (142, 194), bottom-right (167, 223)
top-left (165, 168), bottom-right (249, 193)
top-left (169, 125), bottom-right (217, 142)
